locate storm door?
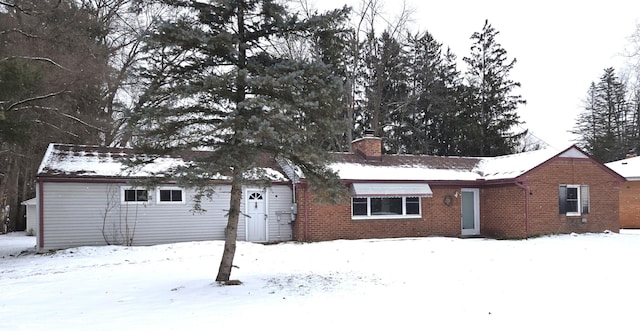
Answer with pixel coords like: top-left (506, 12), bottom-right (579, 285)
top-left (461, 188), bottom-right (480, 236)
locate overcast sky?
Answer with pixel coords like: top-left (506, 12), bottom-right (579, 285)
top-left (315, 0), bottom-right (640, 150)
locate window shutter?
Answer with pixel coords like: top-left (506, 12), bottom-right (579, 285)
top-left (558, 185), bottom-right (567, 214)
top-left (581, 185), bottom-right (590, 214)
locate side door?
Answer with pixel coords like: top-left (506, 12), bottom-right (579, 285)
top-left (245, 189), bottom-right (267, 242)
top-left (461, 188), bottom-right (480, 236)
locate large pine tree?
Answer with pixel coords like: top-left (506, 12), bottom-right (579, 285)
top-left (461, 20), bottom-right (525, 156)
top-left (402, 32), bottom-right (464, 155)
top-left (131, 0), bottom-right (350, 282)
top-left (359, 30), bottom-right (409, 151)
top-left (573, 67), bottom-right (631, 162)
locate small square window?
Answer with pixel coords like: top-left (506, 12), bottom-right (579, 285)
top-left (123, 189), bottom-right (148, 203)
top-left (158, 188), bottom-right (184, 203)
top-left (352, 197), bottom-right (368, 216)
top-left (406, 197), bottom-right (420, 215)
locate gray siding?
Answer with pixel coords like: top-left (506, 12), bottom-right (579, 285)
top-left (241, 185), bottom-right (294, 242)
top-left (39, 182), bottom-right (293, 250)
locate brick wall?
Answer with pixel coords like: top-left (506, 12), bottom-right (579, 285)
top-left (619, 181), bottom-right (640, 228)
top-left (293, 185), bottom-right (461, 241)
top-left (481, 185), bottom-right (527, 238)
top-left (523, 157), bottom-right (619, 236)
top-left (293, 157), bottom-right (620, 241)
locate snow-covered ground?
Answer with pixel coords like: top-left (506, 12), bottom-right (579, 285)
top-left (2, 231), bottom-right (640, 331)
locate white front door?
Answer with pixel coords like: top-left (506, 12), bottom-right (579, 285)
top-left (461, 188), bottom-right (480, 236)
top-left (246, 189), bottom-right (267, 242)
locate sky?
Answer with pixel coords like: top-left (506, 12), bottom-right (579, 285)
top-left (3, 231), bottom-right (640, 330)
top-left (315, 0), bottom-right (640, 150)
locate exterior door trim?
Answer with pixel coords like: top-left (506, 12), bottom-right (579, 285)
top-left (461, 188), bottom-right (480, 236)
top-left (245, 188), bottom-right (268, 242)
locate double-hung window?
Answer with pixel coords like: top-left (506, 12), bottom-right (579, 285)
top-left (559, 184), bottom-right (590, 216)
top-left (352, 196), bottom-right (421, 219)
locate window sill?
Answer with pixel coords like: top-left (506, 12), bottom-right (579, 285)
top-left (352, 215), bottom-right (422, 221)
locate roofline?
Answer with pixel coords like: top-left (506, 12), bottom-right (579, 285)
top-left (296, 178), bottom-right (513, 188)
top-left (36, 143), bottom-right (56, 175)
top-left (515, 144), bottom-right (627, 182)
top-left (36, 176), bottom-right (291, 185)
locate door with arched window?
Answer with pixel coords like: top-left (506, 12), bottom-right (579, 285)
top-left (245, 189), bottom-right (267, 242)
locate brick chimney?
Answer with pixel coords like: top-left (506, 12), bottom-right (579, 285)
top-left (351, 130), bottom-right (382, 161)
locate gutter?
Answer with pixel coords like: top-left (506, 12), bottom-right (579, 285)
top-left (37, 179), bottom-right (44, 250)
top-left (303, 186), bottom-right (309, 241)
top-left (514, 180), bottom-right (530, 238)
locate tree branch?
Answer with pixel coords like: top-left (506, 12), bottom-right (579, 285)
top-left (11, 105), bottom-right (106, 132)
top-left (0, 28), bottom-right (40, 38)
top-left (0, 1), bottom-right (35, 15)
top-left (57, 112), bottom-right (106, 132)
top-left (4, 89), bottom-right (68, 112)
top-left (33, 119), bottom-right (80, 138)
top-left (0, 56), bottom-right (76, 72)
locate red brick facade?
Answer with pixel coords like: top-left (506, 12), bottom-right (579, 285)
top-left (293, 157), bottom-right (621, 241)
top-left (293, 185), bottom-right (463, 241)
top-left (619, 181), bottom-right (640, 228)
top-left (481, 157), bottom-right (620, 238)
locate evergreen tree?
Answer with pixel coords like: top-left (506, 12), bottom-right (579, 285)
top-left (461, 20), bottom-right (525, 156)
top-left (573, 68), bottom-right (630, 162)
top-left (402, 32), bottom-right (464, 155)
top-left (359, 31), bottom-right (409, 152)
top-left (132, 0), bottom-right (350, 282)
top-left (628, 88), bottom-right (640, 153)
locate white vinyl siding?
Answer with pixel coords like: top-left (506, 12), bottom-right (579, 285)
top-left (38, 182), bottom-right (293, 250)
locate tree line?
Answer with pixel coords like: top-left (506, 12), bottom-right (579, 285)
top-left (0, 0), bottom-right (527, 239)
top-left (0, 0), bottom-right (154, 232)
top-left (572, 66), bottom-right (640, 163)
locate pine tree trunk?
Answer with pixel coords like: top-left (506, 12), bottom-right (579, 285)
top-left (215, 170), bottom-right (243, 282)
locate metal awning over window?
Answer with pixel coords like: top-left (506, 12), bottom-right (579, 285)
top-left (350, 183), bottom-right (433, 197)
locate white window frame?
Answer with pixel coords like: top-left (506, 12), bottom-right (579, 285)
top-left (565, 185), bottom-right (581, 216)
top-left (121, 187), bottom-right (149, 204)
top-left (560, 184), bottom-right (590, 217)
top-left (156, 187), bottom-right (185, 204)
top-left (351, 196), bottom-right (422, 220)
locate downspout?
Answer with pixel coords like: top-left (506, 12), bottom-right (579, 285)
top-left (304, 186), bottom-right (309, 241)
top-left (37, 179), bottom-right (44, 250)
top-left (515, 180), bottom-right (530, 238)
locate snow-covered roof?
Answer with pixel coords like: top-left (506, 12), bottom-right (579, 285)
top-left (330, 162), bottom-right (481, 181)
top-left (606, 156), bottom-right (640, 180)
top-left (38, 143), bottom-right (594, 184)
top-left (328, 145), bottom-right (585, 182)
top-left (473, 147), bottom-right (566, 180)
top-left (328, 152), bottom-right (480, 181)
top-left (37, 144), bottom-right (288, 182)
